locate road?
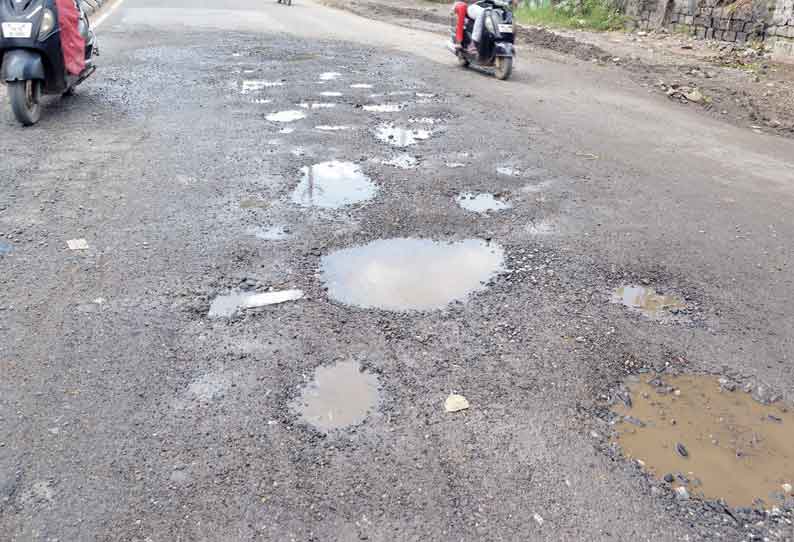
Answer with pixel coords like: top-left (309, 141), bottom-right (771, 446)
top-left (1, 0), bottom-right (793, 540)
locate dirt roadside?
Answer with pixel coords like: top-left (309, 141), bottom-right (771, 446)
top-left (322, 0), bottom-right (794, 138)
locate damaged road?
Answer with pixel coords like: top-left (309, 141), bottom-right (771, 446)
top-left (1, 0), bottom-right (794, 540)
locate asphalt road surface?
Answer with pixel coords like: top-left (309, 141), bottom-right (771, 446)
top-left (1, 0), bottom-right (793, 540)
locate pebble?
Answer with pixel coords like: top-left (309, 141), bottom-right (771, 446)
top-left (783, 483), bottom-right (792, 494)
top-left (675, 486), bottom-right (690, 500)
top-left (664, 473), bottom-right (674, 483)
top-left (444, 394), bottom-right (470, 413)
top-left (676, 443), bottom-right (689, 458)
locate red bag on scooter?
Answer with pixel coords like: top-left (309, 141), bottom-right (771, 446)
top-left (56, 0), bottom-right (85, 75)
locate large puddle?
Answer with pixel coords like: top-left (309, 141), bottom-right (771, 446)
top-left (456, 193), bottom-right (511, 214)
top-left (320, 238), bottom-right (505, 311)
top-left (613, 375), bottom-right (794, 508)
top-left (291, 161), bottom-right (377, 209)
top-left (612, 285), bottom-right (685, 319)
top-left (374, 124), bottom-right (431, 147)
top-left (291, 360), bottom-right (380, 432)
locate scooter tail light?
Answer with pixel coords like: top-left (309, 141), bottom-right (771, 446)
top-left (38, 8), bottom-right (55, 39)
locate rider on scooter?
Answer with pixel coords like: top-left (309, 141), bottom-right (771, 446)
top-left (461, 0), bottom-right (518, 55)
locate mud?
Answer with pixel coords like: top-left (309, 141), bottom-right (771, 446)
top-left (613, 375), bottom-right (794, 508)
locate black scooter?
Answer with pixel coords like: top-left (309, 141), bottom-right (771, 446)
top-left (1, 0), bottom-right (97, 126)
top-left (449, 0), bottom-right (515, 80)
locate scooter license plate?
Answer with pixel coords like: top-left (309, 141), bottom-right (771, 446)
top-left (498, 24), bottom-right (513, 34)
top-left (2, 22), bottom-right (33, 38)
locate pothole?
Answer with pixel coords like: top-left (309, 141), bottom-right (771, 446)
top-left (350, 83), bottom-right (373, 89)
top-left (363, 104), bottom-right (403, 113)
top-left (613, 374), bottom-right (794, 509)
top-left (497, 166), bottom-right (521, 177)
top-left (299, 102), bottom-right (336, 109)
top-left (526, 220), bottom-right (556, 235)
top-left (320, 238), bottom-right (505, 311)
top-left (241, 80), bottom-right (284, 93)
top-left (319, 72), bottom-right (341, 81)
top-left (456, 193), bottom-right (511, 214)
top-left (611, 285), bottom-right (686, 320)
top-left (248, 225), bottom-right (290, 240)
top-left (291, 360), bottom-right (380, 432)
top-left (374, 124), bottom-right (431, 147)
top-left (320, 91), bottom-right (343, 97)
top-left (208, 289), bottom-right (303, 318)
top-left (0, 242), bottom-right (12, 256)
top-left (291, 161), bottom-right (377, 209)
top-left (381, 154), bottom-right (418, 169)
top-left (266, 110), bottom-right (306, 123)
top-left (314, 125), bottom-right (351, 131)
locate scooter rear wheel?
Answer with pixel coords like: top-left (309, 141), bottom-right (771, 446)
top-left (8, 80), bottom-right (42, 126)
top-left (456, 53), bottom-right (470, 68)
top-left (494, 57), bottom-right (513, 81)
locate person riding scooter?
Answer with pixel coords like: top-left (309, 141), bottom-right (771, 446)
top-left (460, 0), bottom-right (517, 56)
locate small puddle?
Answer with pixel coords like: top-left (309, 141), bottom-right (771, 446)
top-left (350, 83), bottom-right (373, 89)
top-left (364, 104), bottom-right (403, 113)
top-left (279, 127), bottom-right (295, 134)
top-left (613, 375), bottom-right (794, 508)
top-left (375, 124), bottom-right (431, 147)
top-left (291, 360), bottom-right (380, 432)
top-left (239, 198), bottom-right (269, 209)
top-left (446, 162), bottom-right (466, 169)
top-left (320, 91), bottom-right (343, 97)
top-left (266, 110), bottom-right (306, 123)
top-left (319, 72), bottom-right (341, 81)
top-left (299, 102), bottom-right (336, 109)
top-left (241, 80), bottom-right (284, 93)
top-left (382, 154), bottom-right (418, 169)
top-left (291, 161), bottom-right (377, 209)
top-left (416, 92), bottom-right (436, 98)
top-left (248, 225), bottom-right (290, 240)
top-left (0, 242), bottom-right (12, 256)
top-left (456, 193), bottom-right (511, 214)
top-left (314, 125), bottom-right (351, 131)
top-left (611, 285), bottom-right (685, 319)
top-left (497, 166), bottom-right (521, 177)
top-left (208, 289), bottom-right (303, 318)
top-left (321, 238), bottom-right (505, 311)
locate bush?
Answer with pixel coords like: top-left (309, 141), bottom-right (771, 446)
top-left (515, 0), bottom-right (626, 31)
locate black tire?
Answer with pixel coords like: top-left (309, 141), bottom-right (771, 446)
top-left (457, 54), bottom-right (470, 68)
top-left (494, 57), bottom-right (513, 81)
top-left (8, 80), bottom-right (42, 126)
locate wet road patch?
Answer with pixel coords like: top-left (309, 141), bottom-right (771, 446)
top-left (291, 161), bottom-right (377, 209)
top-left (613, 374), bottom-right (794, 508)
top-left (612, 285), bottom-right (686, 320)
top-left (266, 110), bottom-right (306, 123)
top-left (320, 238), bottom-right (505, 311)
top-left (374, 124), bottom-right (431, 147)
top-left (456, 193), bottom-right (511, 214)
top-left (291, 360), bottom-right (380, 432)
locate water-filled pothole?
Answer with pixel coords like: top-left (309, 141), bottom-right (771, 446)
top-left (382, 154), bottom-right (418, 169)
top-left (208, 289), bottom-right (303, 318)
top-left (241, 80), bottom-right (283, 93)
top-left (299, 102), bottom-right (336, 109)
top-left (320, 238), bottom-right (505, 311)
top-left (364, 104), bottom-right (403, 113)
top-left (374, 124), bottom-right (431, 147)
top-left (456, 193), bottom-right (511, 214)
top-left (291, 161), bottom-right (377, 209)
top-left (613, 374), bottom-right (794, 508)
top-left (248, 225), bottom-right (290, 240)
top-left (612, 286), bottom-right (685, 319)
top-left (266, 110), bottom-right (306, 123)
top-left (497, 166), bottom-right (521, 177)
top-left (320, 91), bottom-right (343, 97)
top-left (0, 242), bottom-right (12, 256)
top-left (319, 72), bottom-right (341, 81)
top-left (350, 83), bottom-right (373, 89)
top-left (291, 360), bottom-right (380, 432)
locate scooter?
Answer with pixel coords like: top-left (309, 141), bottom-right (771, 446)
top-left (449, 0), bottom-right (515, 80)
top-left (1, 0), bottom-right (97, 126)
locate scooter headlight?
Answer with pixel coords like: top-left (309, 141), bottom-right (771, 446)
top-left (38, 8), bottom-right (55, 39)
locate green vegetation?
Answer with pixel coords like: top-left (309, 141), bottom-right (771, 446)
top-left (514, 0), bottom-right (626, 32)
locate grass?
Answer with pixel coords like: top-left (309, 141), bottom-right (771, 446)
top-left (514, 3), bottom-right (626, 32)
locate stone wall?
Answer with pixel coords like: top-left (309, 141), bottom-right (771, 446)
top-left (624, 0), bottom-right (794, 61)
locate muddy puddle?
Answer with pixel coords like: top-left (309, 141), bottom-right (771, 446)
top-left (291, 360), bottom-right (380, 432)
top-left (266, 110), bottom-right (306, 123)
top-left (456, 193), bottom-right (511, 214)
top-left (291, 161), bottom-right (377, 209)
top-left (613, 375), bottom-right (794, 508)
top-left (612, 285), bottom-right (685, 319)
top-left (248, 225), bottom-right (290, 240)
top-left (375, 124), bottom-right (431, 147)
top-left (320, 238), bottom-right (504, 311)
